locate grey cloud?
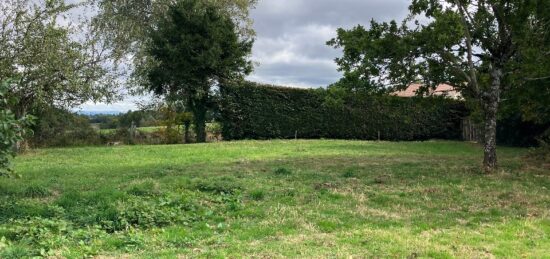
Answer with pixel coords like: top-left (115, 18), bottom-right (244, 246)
top-left (248, 0), bottom-right (411, 87)
top-left (252, 0), bottom-right (410, 37)
top-left (82, 0), bottom-right (412, 111)
top-left (249, 59), bottom-right (340, 88)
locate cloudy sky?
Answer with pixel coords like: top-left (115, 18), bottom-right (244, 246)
top-left (79, 0), bottom-right (411, 113)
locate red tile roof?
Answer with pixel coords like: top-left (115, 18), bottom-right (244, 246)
top-left (393, 83), bottom-right (461, 99)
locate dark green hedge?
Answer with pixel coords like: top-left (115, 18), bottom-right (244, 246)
top-left (219, 82), bottom-right (468, 141)
top-left (496, 114), bottom-right (550, 147)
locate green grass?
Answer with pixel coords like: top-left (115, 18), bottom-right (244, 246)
top-left (1, 140), bottom-right (549, 258)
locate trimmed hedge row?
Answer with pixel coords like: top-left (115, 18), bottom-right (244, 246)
top-left (219, 82), bottom-right (468, 141)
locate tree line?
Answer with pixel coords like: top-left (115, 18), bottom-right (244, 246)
top-left (1, 0), bottom-right (549, 175)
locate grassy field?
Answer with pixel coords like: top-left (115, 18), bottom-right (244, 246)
top-left (0, 140), bottom-right (549, 258)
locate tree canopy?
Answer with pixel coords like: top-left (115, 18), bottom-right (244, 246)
top-left (145, 0), bottom-right (253, 142)
top-left (0, 0), bottom-right (119, 118)
top-left (328, 0), bottom-right (550, 172)
top-left (90, 0), bottom-right (256, 85)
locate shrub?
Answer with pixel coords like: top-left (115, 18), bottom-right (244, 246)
top-left (30, 106), bottom-right (100, 148)
top-left (219, 82), bottom-right (467, 141)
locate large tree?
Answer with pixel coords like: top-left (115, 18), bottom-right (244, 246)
top-left (90, 0), bottom-right (256, 77)
top-left (145, 0), bottom-right (253, 142)
top-left (328, 0), bottom-right (550, 172)
top-left (0, 0), bottom-right (119, 119)
top-left (0, 0), bottom-right (120, 152)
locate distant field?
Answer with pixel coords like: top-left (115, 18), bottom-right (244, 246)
top-left (1, 140), bottom-right (549, 258)
top-left (99, 126), bottom-right (168, 134)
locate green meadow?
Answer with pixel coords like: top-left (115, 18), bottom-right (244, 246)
top-left (1, 140), bottom-right (549, 258)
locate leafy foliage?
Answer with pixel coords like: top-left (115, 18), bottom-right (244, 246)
top-left (0, 81), bottom-right (34, 177)
top-left (219, 82), bottom-right (467, 141)
top-left (91, 0), bottom-right (256, 64)
top-left (30, 107), bottom-right (101, 148)
top-left (327, 0), bottom-right (550, 171)
top-left (0, 0), bottom-right (119, 117)
top-left (107, 195), bottom-right (200, 231)
top-left (145, 0), bottom-right (253, 142)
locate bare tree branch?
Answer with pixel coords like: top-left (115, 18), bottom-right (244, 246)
top-left (455, 0), bottom-right (480, 96)
top-left (525, 75), bottom-right (550, 81)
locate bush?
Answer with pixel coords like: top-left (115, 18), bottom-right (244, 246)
top-left (30, 107), bottom-right (100, 148)
top-left (219, 82), bottom-right (467, 141)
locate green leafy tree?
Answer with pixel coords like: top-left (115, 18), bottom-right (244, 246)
top-left (1, 81), bottom-right (34, 177)
top-left (328, 0), bottom-right (550, 172)
top-left (145, 0), bottom-right (253, 142)
top-left (500, 2), bottom-right (550, 133)
top-left (0, 0), bottom-right (119, 119)
top-left (31, 107), bottom-right (101, 147)
top-left (91, 0), bottom-right (257, 45)
top-left (90, 0), bottom-right (256, 86)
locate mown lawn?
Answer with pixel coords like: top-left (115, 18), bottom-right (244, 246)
top-left (1, 140), bottom-right (549, 258)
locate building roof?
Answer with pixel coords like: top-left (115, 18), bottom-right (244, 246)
top-left (393, 83), bottom-right (462, 99)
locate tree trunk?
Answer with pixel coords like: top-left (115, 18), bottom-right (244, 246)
top-left (12, 106), bottom-right (28, 153)
top-left (193, 106), bottom-right (207, 143)
top-left (183, 122), bottom-right (191, 143)
top-left (482, 66), bottom-right (502, 173)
